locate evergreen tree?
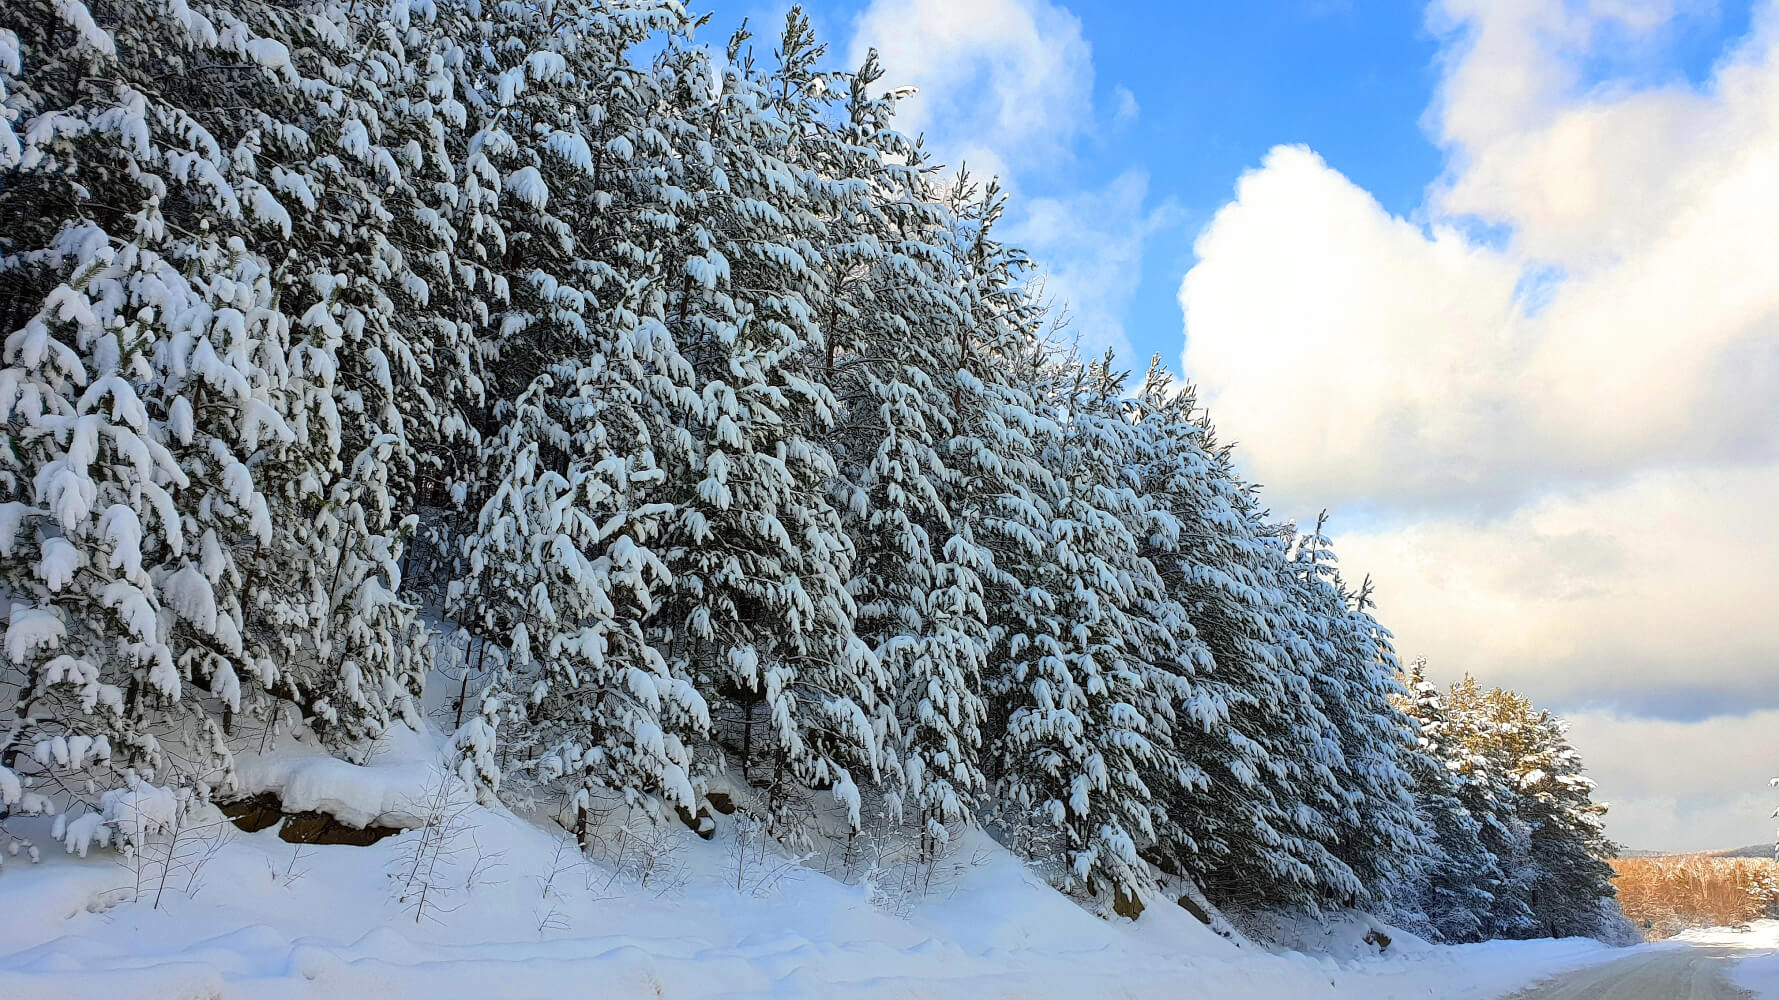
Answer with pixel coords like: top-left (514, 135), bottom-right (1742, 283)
top-left (1441, 675), bottom-right (1540, 937)
top-left (447, 0), bottom-right (710, 833)
top-left (654, 20), bottom-right (882, 834)
top-left (1121, 368), bottom-right (1295, 906)
top-left (989, 356), bottom-right (1174, 900)
top-left (1444, 675), bottom-right (1623, 939)
top-left (1, 0), bottom-right (348, 841)
top-left (1284, 519), bottom-right (1430, 907)
top-left (1395, 658), bottom-right (1502, 942)
top-left (797, 40), bottom-right (992, 847)
top-left (249, 0), bottom-right (475, 747)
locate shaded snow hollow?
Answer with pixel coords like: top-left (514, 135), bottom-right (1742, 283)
top-left (0, 720), bottom-right (1640, 1000)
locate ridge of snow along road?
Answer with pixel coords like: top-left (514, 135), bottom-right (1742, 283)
top-left (0, 835), bottom-right (1623, 998)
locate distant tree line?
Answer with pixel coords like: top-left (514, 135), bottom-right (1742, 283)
top-left (1612, 855), bottom-right (1779, 939)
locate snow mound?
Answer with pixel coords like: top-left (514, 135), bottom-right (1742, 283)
top-left (1674, 920), bottom-right (1779, 947)
top-left (231, 726), bottom-right (444, 829)
top-left (1232, 908), bottom-right (1437, 961)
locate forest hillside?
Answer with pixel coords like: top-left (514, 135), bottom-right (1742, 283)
top-left (0, 0), bottom-right (1637, 994)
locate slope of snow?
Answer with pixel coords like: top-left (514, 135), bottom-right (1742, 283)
top-left (0, 720), bottom-right (1631, 1000)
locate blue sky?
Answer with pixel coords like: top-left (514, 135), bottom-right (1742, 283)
top-left (1009, 0), bottom-right (1448, 363)
top-left (727, 0), bottom-right (1779, 851)
top-left (737, 0), bottom-right (1757, 373)
top-left (737, 0), bottom-right (1450, 368)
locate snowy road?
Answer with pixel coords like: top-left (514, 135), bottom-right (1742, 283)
top-left (1503, 944), bottom-right (1762, 999)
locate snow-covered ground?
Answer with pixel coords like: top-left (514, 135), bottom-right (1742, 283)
top-left (1676, 921), bottom-right (1779, 997)
top-left (0, 721), bottom-right (1632, 1000)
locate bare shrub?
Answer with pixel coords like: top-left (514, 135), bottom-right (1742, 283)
top-left (587, 813), bottom-right (692, 898)
top-left (728, 811), bottom-right (806, 899)
top-left (530, 836), bottom-right (584, 936)
top-left (388, 771), bottom-right (477, 923)
top-left (536, 836), bottom-right (582, 901)
top-left (462, 832), bottom-right (508, 892)
top-left (268, 844), bottom-right (313, 888)
top-left (101, 782), bottom-right (235, 909)
top-left (819, 820), bottom-right (991, 918)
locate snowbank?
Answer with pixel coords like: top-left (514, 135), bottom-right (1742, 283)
top-left (0, 720), bottom-right (1633, 1000)
top-left (1677, 921), bottom-right (1779, 998)
top-left (0, 823), bottom-right (1629, 998)
top-left (230, 726), bottom-right (444, 830)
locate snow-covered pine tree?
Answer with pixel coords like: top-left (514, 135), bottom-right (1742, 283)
top-left (1515, 706), bottom-right (1621, 938)
top-left (650, 20), bottom-right (883, 835)
top-left (1223, 516), bottom-right (1382, 910)
top-left (928, 187), bottom-right (1210, 906)
top-left (0, 0), bottom-right (521, 855)
top-left (924, 173), bottom-right (1069, 859)
top-left (982, 348), bottom-right (1167, 902)
top-left (1058, 355), bottom-right (1212, 907)
top-left (778, 31), bottom-right (993, 851)
top-left (1122, 363), bottom-right (1302, 903)
top-left (445, 0), bottom-right (712, 833)
top-left (1282, 518), bottom-right (1431, 908)
top-left (1394, 657), bottom-right (1503, 942)
top-left (1447, 680), bottom-right (1620, 939)
top-left (1119, 375), bottom-right (1359, 911)
top-left (1443, 675), bottom-right (1543, 937)
top-left (239, 0), bottom-right (493, 744)
top-left (0, 0), bottom-right (332, 845)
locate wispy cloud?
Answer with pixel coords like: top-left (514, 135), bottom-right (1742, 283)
top-left (1111, 84), bottom-right (1140, 127)
top-left (847, 0), bottom-right (1094, 178)
top-left (849, 0), bottom-right (1176, 364)
top-left (1008, 170), bottom-right (1181, 363)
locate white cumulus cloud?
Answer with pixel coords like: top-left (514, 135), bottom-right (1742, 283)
top-left (1182, 3), bottom-right (1779, 513)
top-left (1178, 0), bottom-right (1779, 849)
top-left (1180, 145), bottom-right (1529, 512)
